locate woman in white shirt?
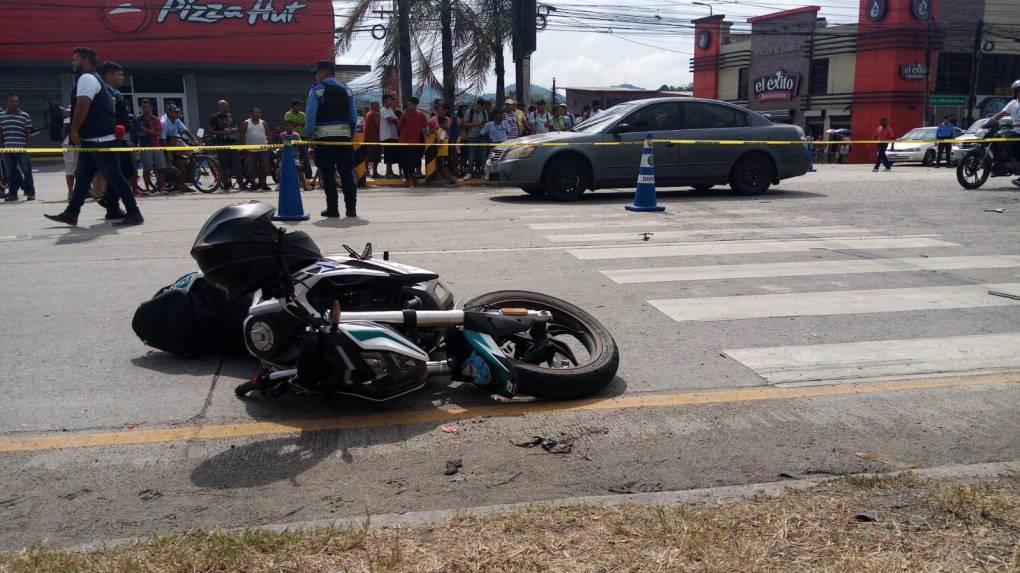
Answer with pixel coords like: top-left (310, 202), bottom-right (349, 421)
top-left (240, 106), bottom-right (272, 191)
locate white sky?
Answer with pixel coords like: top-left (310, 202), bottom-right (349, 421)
top-left (334, 0), bottom-right (861, 90)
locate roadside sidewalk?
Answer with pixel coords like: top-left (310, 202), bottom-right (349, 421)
top-left (3, 461), bottom-right (1017, 572)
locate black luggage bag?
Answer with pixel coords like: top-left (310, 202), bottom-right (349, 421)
top-left (132, 272), bottom-right (252, 357)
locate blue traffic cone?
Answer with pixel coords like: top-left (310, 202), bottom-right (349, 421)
top-left (272, 138), bottom-right (309, 221)
top-left (626, 133), bottom-right (665, 212)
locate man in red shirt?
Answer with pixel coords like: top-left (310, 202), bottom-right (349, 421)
top-left (364, 100), bottom-right (382, 178)
top-left (872, 118), bottom-right (895, 172)
top-left (397, 97), bottom-right (428, 187)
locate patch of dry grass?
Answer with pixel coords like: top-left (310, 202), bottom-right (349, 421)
top-left (2, 473), bottom-right (1018, 573)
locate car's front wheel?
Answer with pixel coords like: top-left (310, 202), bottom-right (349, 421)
top-left (542, 156), bottom-right (591, 201)
top-left (922, 149), bottom-right (936, 166)
top-left (729, 153), bottom-right (774, 195)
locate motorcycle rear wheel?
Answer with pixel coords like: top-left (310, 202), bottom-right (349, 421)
top-left (957, 152), bottom-right (991, 190)
top-left (464, 290), bottom-right (620, 400)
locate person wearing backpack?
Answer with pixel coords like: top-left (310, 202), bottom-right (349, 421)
top-left (462, 99), bottom-right (488, 179)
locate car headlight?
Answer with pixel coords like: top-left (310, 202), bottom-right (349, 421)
top-left (505, 145), bottom-right (537, 160)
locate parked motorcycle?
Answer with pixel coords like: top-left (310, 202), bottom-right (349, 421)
top-left (956, 118), bottom-right (1020, 189)
top-left (139, 201), bottom-right (619, 401)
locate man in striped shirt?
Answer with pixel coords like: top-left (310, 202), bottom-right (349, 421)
top-left (0, 94), bottom-right (35, 201)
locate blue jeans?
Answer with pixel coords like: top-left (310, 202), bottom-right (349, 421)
top-left (468, 135), bottom-right (487, 175)
top-left (68, 142), bottom-right (140, 216)
top-left (3, 152), bottom-right (35, 197)
top-left (315, 139), bottom-right (357, 212)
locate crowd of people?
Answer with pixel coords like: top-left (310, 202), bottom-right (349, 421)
top-left (356, 95), bottom-right (597, 185)
top-left (9, 44), bottom-right (609, 226)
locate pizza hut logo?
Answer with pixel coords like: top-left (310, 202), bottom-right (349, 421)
top-left (753, 70), bottom-right (801, 102)
top-left (103, 0), bottom-right (151, 33)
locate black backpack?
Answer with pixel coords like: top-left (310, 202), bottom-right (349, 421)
top-left (48, 102), bottom-right (64, 142)
top-left (132, 272), bottom-right (252, 357)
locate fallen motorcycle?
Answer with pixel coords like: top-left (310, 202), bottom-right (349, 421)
top-left (134, 201), bottom-right (619, 401)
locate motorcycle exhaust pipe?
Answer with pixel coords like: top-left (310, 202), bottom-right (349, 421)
top-left (426, 360), bottom-right (452, 376)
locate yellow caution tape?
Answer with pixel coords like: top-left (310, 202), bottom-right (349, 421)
top-left (1, 137), bottom-right (1017, 154)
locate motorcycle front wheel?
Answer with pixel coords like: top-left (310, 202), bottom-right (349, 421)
top-left (956, 152), bottom-right (991, 189)
top-left (465, 290), bottom-right (620, 400)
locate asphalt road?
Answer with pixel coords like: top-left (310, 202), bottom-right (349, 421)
top-left (0, 163), bottom-right (1018, 549)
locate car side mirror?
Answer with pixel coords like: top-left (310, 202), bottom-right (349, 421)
top-left (610, 123), bottom-right (631, 135)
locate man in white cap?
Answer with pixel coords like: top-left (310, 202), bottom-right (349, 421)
top-left (503, 98), bottom-right (532, 139)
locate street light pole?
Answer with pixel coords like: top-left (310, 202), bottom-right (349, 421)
top-left (692, 2), bottom-right (713, 17)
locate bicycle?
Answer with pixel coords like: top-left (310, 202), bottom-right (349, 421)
top-left (147, 132), bottom-right (219, 193)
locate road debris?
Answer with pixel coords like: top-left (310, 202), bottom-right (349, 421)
top-left (513, 436), bottom-right (574, 454)
top-left (639, 232), bottom-right (654, 241)
top-left (983, 208), bottom-right (1005, 213)
top-left (441, 425), bottom-right (460, 434)
top-left (444, 460), bottom-right (463, 476)
top-left (988, 290), bottom-right (1020, 301)
top-left (854, 511), bottom-right (878, 523)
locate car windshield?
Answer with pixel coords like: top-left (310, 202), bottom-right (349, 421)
top-left (571, 104), bottom-right (635, 134)
top-left (900, 128), bottom-right (934, 141)
top-left (965, 119), bottom-right (987, 133)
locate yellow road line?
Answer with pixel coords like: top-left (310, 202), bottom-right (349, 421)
top-left (0, 373), bottom-right (1016, 454)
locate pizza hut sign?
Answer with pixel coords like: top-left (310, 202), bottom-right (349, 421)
top-left (753, 70), bottom-right (801, 102)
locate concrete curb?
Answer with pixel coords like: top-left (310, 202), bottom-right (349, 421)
top-left (75, 460), bottom-right (1019, 552)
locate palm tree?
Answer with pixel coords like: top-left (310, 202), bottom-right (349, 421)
top-left (456, 0), bottom-right (513, 104)
top-left (334, 0), bottom-right (482, 106)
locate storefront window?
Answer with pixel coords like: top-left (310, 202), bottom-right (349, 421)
top-left (809, 59), bottom-right (829, 96)
top-left (935, 53), bottom-right (972, 94)
top-left (737, 68), bottom-right (749, 101)
top-left (978, 54), bottom-right (1020, 95)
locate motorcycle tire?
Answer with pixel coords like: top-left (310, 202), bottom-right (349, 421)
top-left (956, 152), bottom-right (991, 190)
top-left (464, 290), bottom-right (619, 400)
top-left (191, 155), bottom-right (221, 193)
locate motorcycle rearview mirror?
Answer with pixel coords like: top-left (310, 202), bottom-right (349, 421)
top-left (342, 244), bottom-right (361, 259)
top-left (361, 242), bottom-right (373, 260)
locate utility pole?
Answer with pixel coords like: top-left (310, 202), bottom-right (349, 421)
top-left (966, 20), bottom-right (984, 125)
top-left (923, 18), bottom-right (933, 126)
top-left (397, 0), bottom-right (413, 106)
top-left (512, 0), bottom-right (536, 106)
top-left (551, 77), bottom-right (556, 106)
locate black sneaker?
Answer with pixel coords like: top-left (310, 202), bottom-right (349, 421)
top-left (112, 213), bottom-right (144, 226)
top-left (25, 195), bottom-right (35, 201)
top-left (4, 195), bottom-right (17, 202)
top-left (105, 208), bottom-right (127, 220)
top-left (321, 209), bottom-right (341, 218)
top-left (44, 211), bottom-right (78, 226)
top-left (1011, 178), bottom-right (1020, 188)
top-left (345, 209), bottom-right (358, 218)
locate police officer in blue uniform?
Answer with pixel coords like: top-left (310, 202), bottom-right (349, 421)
top-left (45, 47), bottom-right (143, 227)
top-left (305, 60), bottom-right (359, 218)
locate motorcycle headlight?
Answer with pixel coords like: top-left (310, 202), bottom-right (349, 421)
top-left (505, 145), bottom-right (537, 160)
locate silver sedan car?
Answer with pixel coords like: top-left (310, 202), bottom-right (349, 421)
top-left (486, 97), bottom-right (810, 201)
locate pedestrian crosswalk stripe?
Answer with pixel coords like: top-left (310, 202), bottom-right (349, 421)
top-left (519, 210), bottom-right (773, 220)
top-left (603, 255), bottom-right (1020, 283)
top-left (546, 226), bottom-right (874, 244)
top-left (528, 216), bottom-right (816, 230)
top-left (650, 283), bottom-right (1020, 322)
top-left (569, 236), bottom-right (957, 260)
top-left (725, 333), bottom-right (1020, 386)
